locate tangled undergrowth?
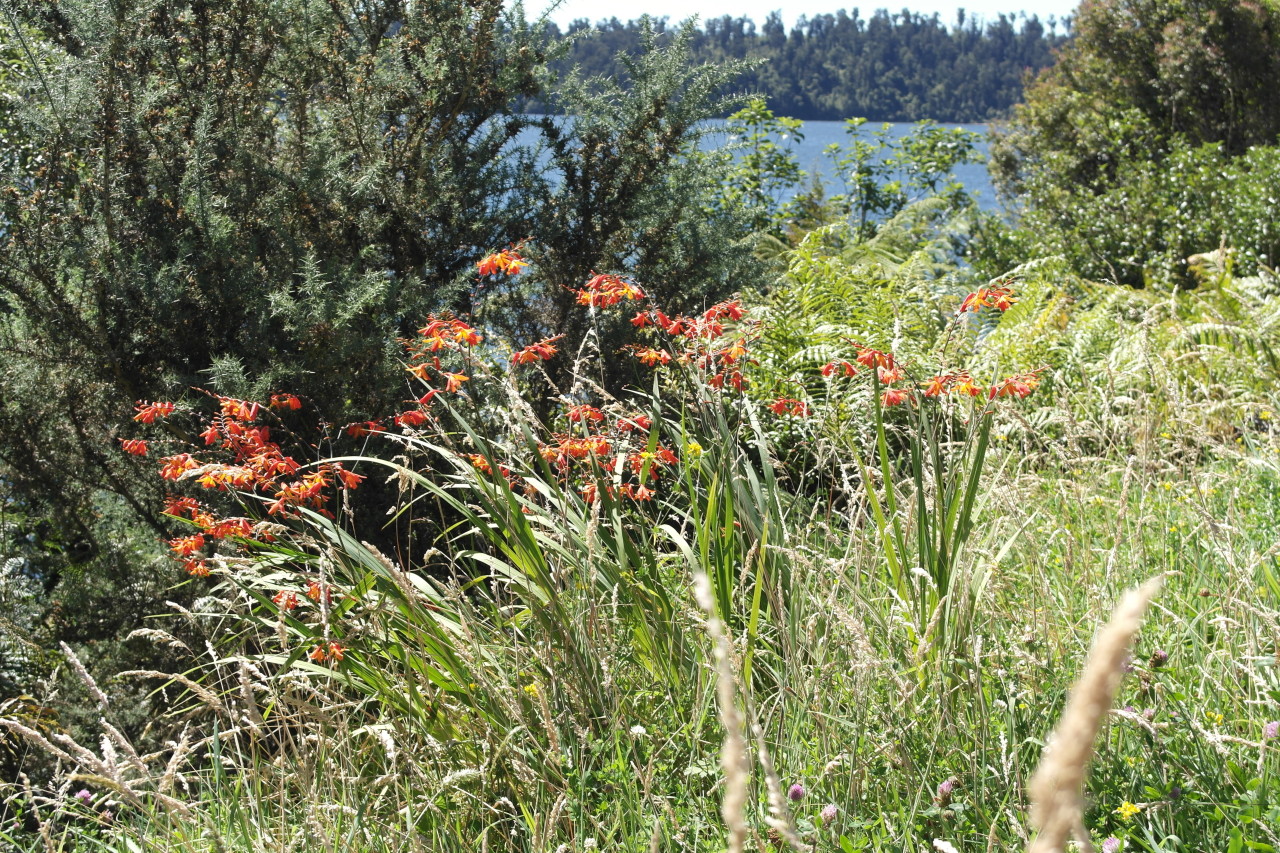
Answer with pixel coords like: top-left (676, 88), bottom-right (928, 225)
top-left (4, 245), bottom-right (1280, 853)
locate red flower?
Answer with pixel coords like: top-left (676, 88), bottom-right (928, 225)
top-left (334, 467), bottom-right (365, 489)
top-left (821, 360), bottom-right (857, 378)
top-left (921, 375), bottom-right (949, 397)
top-left (878, 365), bottom-right (904, 384)
top-left (183, 559), bottom-right (211, 577)
top-left (345, 420), bottom-right (384, 438)
top-left (169, 533), bottom-right (206, 557)
top-left (162, 496), bottom-right (200, 517)
top-left (477, 247), bottom-right (529, 276)
top-left (854, 347), bottom-right (893, 370)
top-left (881, 388), bottom-right (912, 407)
top-left (616, 414), bottom-right (652, 432)
top-left (272, 590), bottom-right (300, 610)
top-left (269, 394), bottom-right (302, 411)
top-left (133, 401), bottom-right (176, 423)
top-left (631, 346), bottom-right (671, 367)
top-left (769, 397), bottom-right (809, 417)
top-left (440, 372), bottom-right (468, 393)
top-left (394, 410), bottom-right (430, 427)
top-left (566, 404), bottom-right (605, 424)
top-left (219, 397), bottom-right (260, 422)
top-left (159, 454), bottom-right (198, 480)
top-left (512, 334), bottom-right (564, 365)
top-left (120, 438), bottom-right (149, 456)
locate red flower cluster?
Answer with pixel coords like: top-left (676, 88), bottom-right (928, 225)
top-left (162, 496), bottom-right (272, 576)
top-left (628, 299), bottom-right (757, 391)
top-left (512, 335), bottom-right (563, 365)
top-left (768, 397), bottom-right (810, 417)
top-left (529, 402), bottom-right (679, 504)
top-left (574, 273), bottom-right (646, 308)
top-left (413, 316), bottom-right (482, 352)
top-left (821, 360), bottom-right (857, 378)
top-left (959, 285), bottom-right (1016, 313)
top-left (476, 247), bottom-right (528, 276)
top-left (990, 368), bottom-right (1047, 399)
top-left (134, 401), bottom-right (176, 423)
top-left (920, 372), bottom-right (983, 398)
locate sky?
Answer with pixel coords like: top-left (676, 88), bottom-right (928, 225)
top-left (519, 0), bottom-right (1079, 30)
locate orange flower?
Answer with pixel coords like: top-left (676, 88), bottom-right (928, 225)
top-left (512, 334), bottom-right (564, 364)
top-left (575, 273), bottom-right (645, 308)
top-left (183, 559), bottom-right (211, 577)
top-left (440, 372), bottom-right (468, 393)
top-left (717, 339), bottom-right (750, 365)
top-left (120, 438), bottom-right (149, 456)
top-left (269, 393), bottom-right (302, 411)
top-left (631, 346), bottom-right (671, 367)
top-left (990, 368), bottom-right (1045, 399)
top-left (159, 454), bottom-right (198, 480)
top-left (950, 373), bottom-right (982, 397)
top-left (169, 533), bottom-right (205, 557)
top-left (881, 388), bottom-right (912, 407)
top-left (960, 285), bottom-right (1016, 313)
top-left (477, 248), bottom-right (528, 276)
top-left (921, 375), bottom-right (949, 397)
top-left (219, 397), bottom-right (261, 422)
top-left (272, 590), bottom-right (300, 610)
top-left (821, 360), bottom-right (857, 378)
top-left (878, 365), bottom-right (904, 384)
top-left (394, 409), bottom-right (430, 427)
top-left (345, 420), bottom-right (385, 438)
top-left (133, 401), bottom-right (176, 423)
top-left (566, 404), bottom-right (605, 424)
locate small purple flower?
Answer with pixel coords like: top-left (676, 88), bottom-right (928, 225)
top-left (1169, 786), bottom-right (1182, 800)
top-left (788, 783), bottom-right (805, 802)
top-left (1265, 720), bottom-right (1280, 740)
top-left (74, 789), bottom-right (92, 806)
top-left (1142, 708), bottom-right (1155, 722)
top-left (820, 803), bottom-right (838, 825)
top-left (1149, 649), bottom-right (1169, 668)
top-left (935, 777), bottom-right (957, 807)
top-left (1101, 837), bottom-right (1122, 853)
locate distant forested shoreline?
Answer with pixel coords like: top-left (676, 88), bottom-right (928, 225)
top-left (536, 9), bottom-right (1070, 123)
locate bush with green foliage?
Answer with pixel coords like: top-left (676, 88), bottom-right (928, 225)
top-left (0, 0), bottom-right (758, 738)
top-left (990, 0), bottom-right (1280, 287)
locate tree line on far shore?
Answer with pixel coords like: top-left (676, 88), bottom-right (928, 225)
top-left (539, 8), bottom-right (1070, 122)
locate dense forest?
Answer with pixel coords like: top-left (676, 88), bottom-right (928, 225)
top-left (543, 9), bottom-right (1070, 121)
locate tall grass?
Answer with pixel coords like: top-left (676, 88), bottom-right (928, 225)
top-left (5, 261), bottom-right (1280, 853)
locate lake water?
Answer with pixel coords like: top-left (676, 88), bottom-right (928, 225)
top-left (518, 118), bottom-right (997, 212)
top-left (703, 119), bottom-right (997, 212)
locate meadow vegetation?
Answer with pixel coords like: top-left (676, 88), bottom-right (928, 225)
top-left (3, 1), bottom-right (1280, 851)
